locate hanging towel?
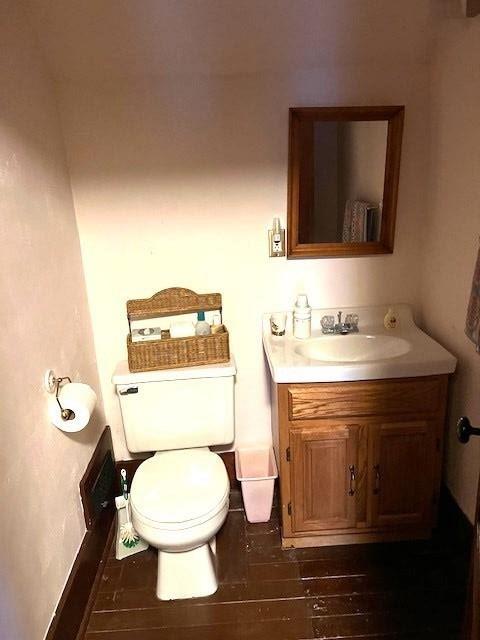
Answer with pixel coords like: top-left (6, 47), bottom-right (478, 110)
top-left (342, 200), bottom-right (371, 243)
top-left (465, 244), bottom-right (480, 351)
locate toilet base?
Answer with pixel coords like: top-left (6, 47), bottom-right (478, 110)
top-left (156, 537), bottom-right (218, 600)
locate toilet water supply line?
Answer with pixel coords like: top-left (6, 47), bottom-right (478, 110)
top-left (120, 468), bottom-right (140, 548)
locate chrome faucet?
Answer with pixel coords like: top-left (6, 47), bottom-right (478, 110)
top-left (335, 310), bottom-right (348, 334)
top-left (321, 311), bottom-right (359, 335)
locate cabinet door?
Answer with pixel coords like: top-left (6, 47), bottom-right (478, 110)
top-left (370, 420), bottom-right (435, 528)
top-left (290, 424), bottom-right (358, 532)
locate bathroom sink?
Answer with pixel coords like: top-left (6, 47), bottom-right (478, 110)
top-left (294, 334), bottom-right (411, 363)
top-left (262, 304), bottom-right (457, 383)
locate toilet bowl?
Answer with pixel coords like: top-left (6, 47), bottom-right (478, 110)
top-left (113, 357), bottom-right (236, 601)
top-left (130, 448), bottom-right (230, 600)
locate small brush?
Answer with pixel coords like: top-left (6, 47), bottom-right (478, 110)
top-left (120, 468), bottom-right (140, 548)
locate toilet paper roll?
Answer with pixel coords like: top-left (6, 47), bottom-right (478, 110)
top-left (49, 382), bottom-right (97, 433)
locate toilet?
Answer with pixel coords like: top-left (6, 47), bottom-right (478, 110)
top-left (112, 358), bottom-right (236, 600)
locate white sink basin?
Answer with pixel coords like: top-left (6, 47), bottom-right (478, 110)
top-left (295, 334), bottom-right (411, 363)
top-left (262, 304), bottom-right (457, 383)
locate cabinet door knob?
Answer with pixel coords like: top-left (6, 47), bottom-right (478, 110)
top-left (348, 465), bottom-right (356, 496)
top-left (373, 464), bottom-right (381, 494)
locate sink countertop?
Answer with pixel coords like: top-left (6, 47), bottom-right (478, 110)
top-left (263, 304), bottom-right (457, 383)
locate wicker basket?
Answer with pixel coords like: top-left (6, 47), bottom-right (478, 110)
top-left (126, 288), bottom-right (230, 372)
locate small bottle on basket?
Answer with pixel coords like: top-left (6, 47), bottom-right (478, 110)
top-left (211, 311), bottom-right (224, 334)
top-left (195, 311), bottom-right (211, 336)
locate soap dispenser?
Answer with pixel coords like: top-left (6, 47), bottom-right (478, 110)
top-left (293, 294), bottom-right (312, 339)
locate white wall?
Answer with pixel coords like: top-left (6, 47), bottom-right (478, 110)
top-left (22, 0), bottom-right (433, 459)
top-left (0, 2), bottom-right (105, 638)
top-left (56, 59), bottom-right (430, 459)
top-left (420, 10), bottom-right (480, 521)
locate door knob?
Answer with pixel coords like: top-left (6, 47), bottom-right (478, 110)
top-left (457, 416), bottom-right (480, 443)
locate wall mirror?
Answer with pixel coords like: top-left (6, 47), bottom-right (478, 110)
top-left (287, 106), bottom-right (404, 258)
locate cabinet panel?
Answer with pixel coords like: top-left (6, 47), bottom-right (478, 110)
top-left (274, 377), bottom-right (448, 548)
top-left (290, 425), bottom-right (358, 532)
top-left (288, 377), bottom-right (444, 421)
top-left (371, 420), bottom-right (434, 528)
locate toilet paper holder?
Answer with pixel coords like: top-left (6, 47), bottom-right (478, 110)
top-left (44, 370), bottom-right (75, 421)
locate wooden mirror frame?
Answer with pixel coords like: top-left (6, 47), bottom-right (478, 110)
top-left (287, 105), bottom-right (405, 259)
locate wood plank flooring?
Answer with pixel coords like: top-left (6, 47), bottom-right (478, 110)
top-left (83, 489), bottom-right (469, 639)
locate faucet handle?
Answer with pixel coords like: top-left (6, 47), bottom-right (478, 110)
top-left (337, 311), bottom-right (342, 324)
top-left (345, 313), bottom-right (359, 328)
top-left (321, 315), bottom-right (334, 331)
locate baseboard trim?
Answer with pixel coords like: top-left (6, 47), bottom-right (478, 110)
top-left (46, 427), bottom-right (116, 640)
top-left (74, 517), bottom-right (116, 640)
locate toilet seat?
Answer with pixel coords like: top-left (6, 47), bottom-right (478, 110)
top-left (130, 449), bottom-right (229, 531)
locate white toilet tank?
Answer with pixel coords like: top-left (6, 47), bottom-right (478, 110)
top-left (112, 358), bottom-right (236, 453)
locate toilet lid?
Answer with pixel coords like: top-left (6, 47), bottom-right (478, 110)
top-left (130, 449), bottom-right (229, 525)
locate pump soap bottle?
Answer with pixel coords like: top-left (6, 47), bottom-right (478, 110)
top-left (293, 294), bottom-right (312, 339)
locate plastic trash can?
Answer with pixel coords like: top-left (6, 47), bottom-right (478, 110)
top-left (235, 447), bottom-right (278, 523)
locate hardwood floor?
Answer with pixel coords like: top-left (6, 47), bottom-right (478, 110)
top-left (82, 489), bottom-right (469, 639)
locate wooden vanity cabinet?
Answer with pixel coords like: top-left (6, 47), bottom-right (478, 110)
top-left (271, 375), bottom-right (448, 548)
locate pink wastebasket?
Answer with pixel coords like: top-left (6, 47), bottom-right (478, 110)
top-left (235, 448), bottom-right (278, 523)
